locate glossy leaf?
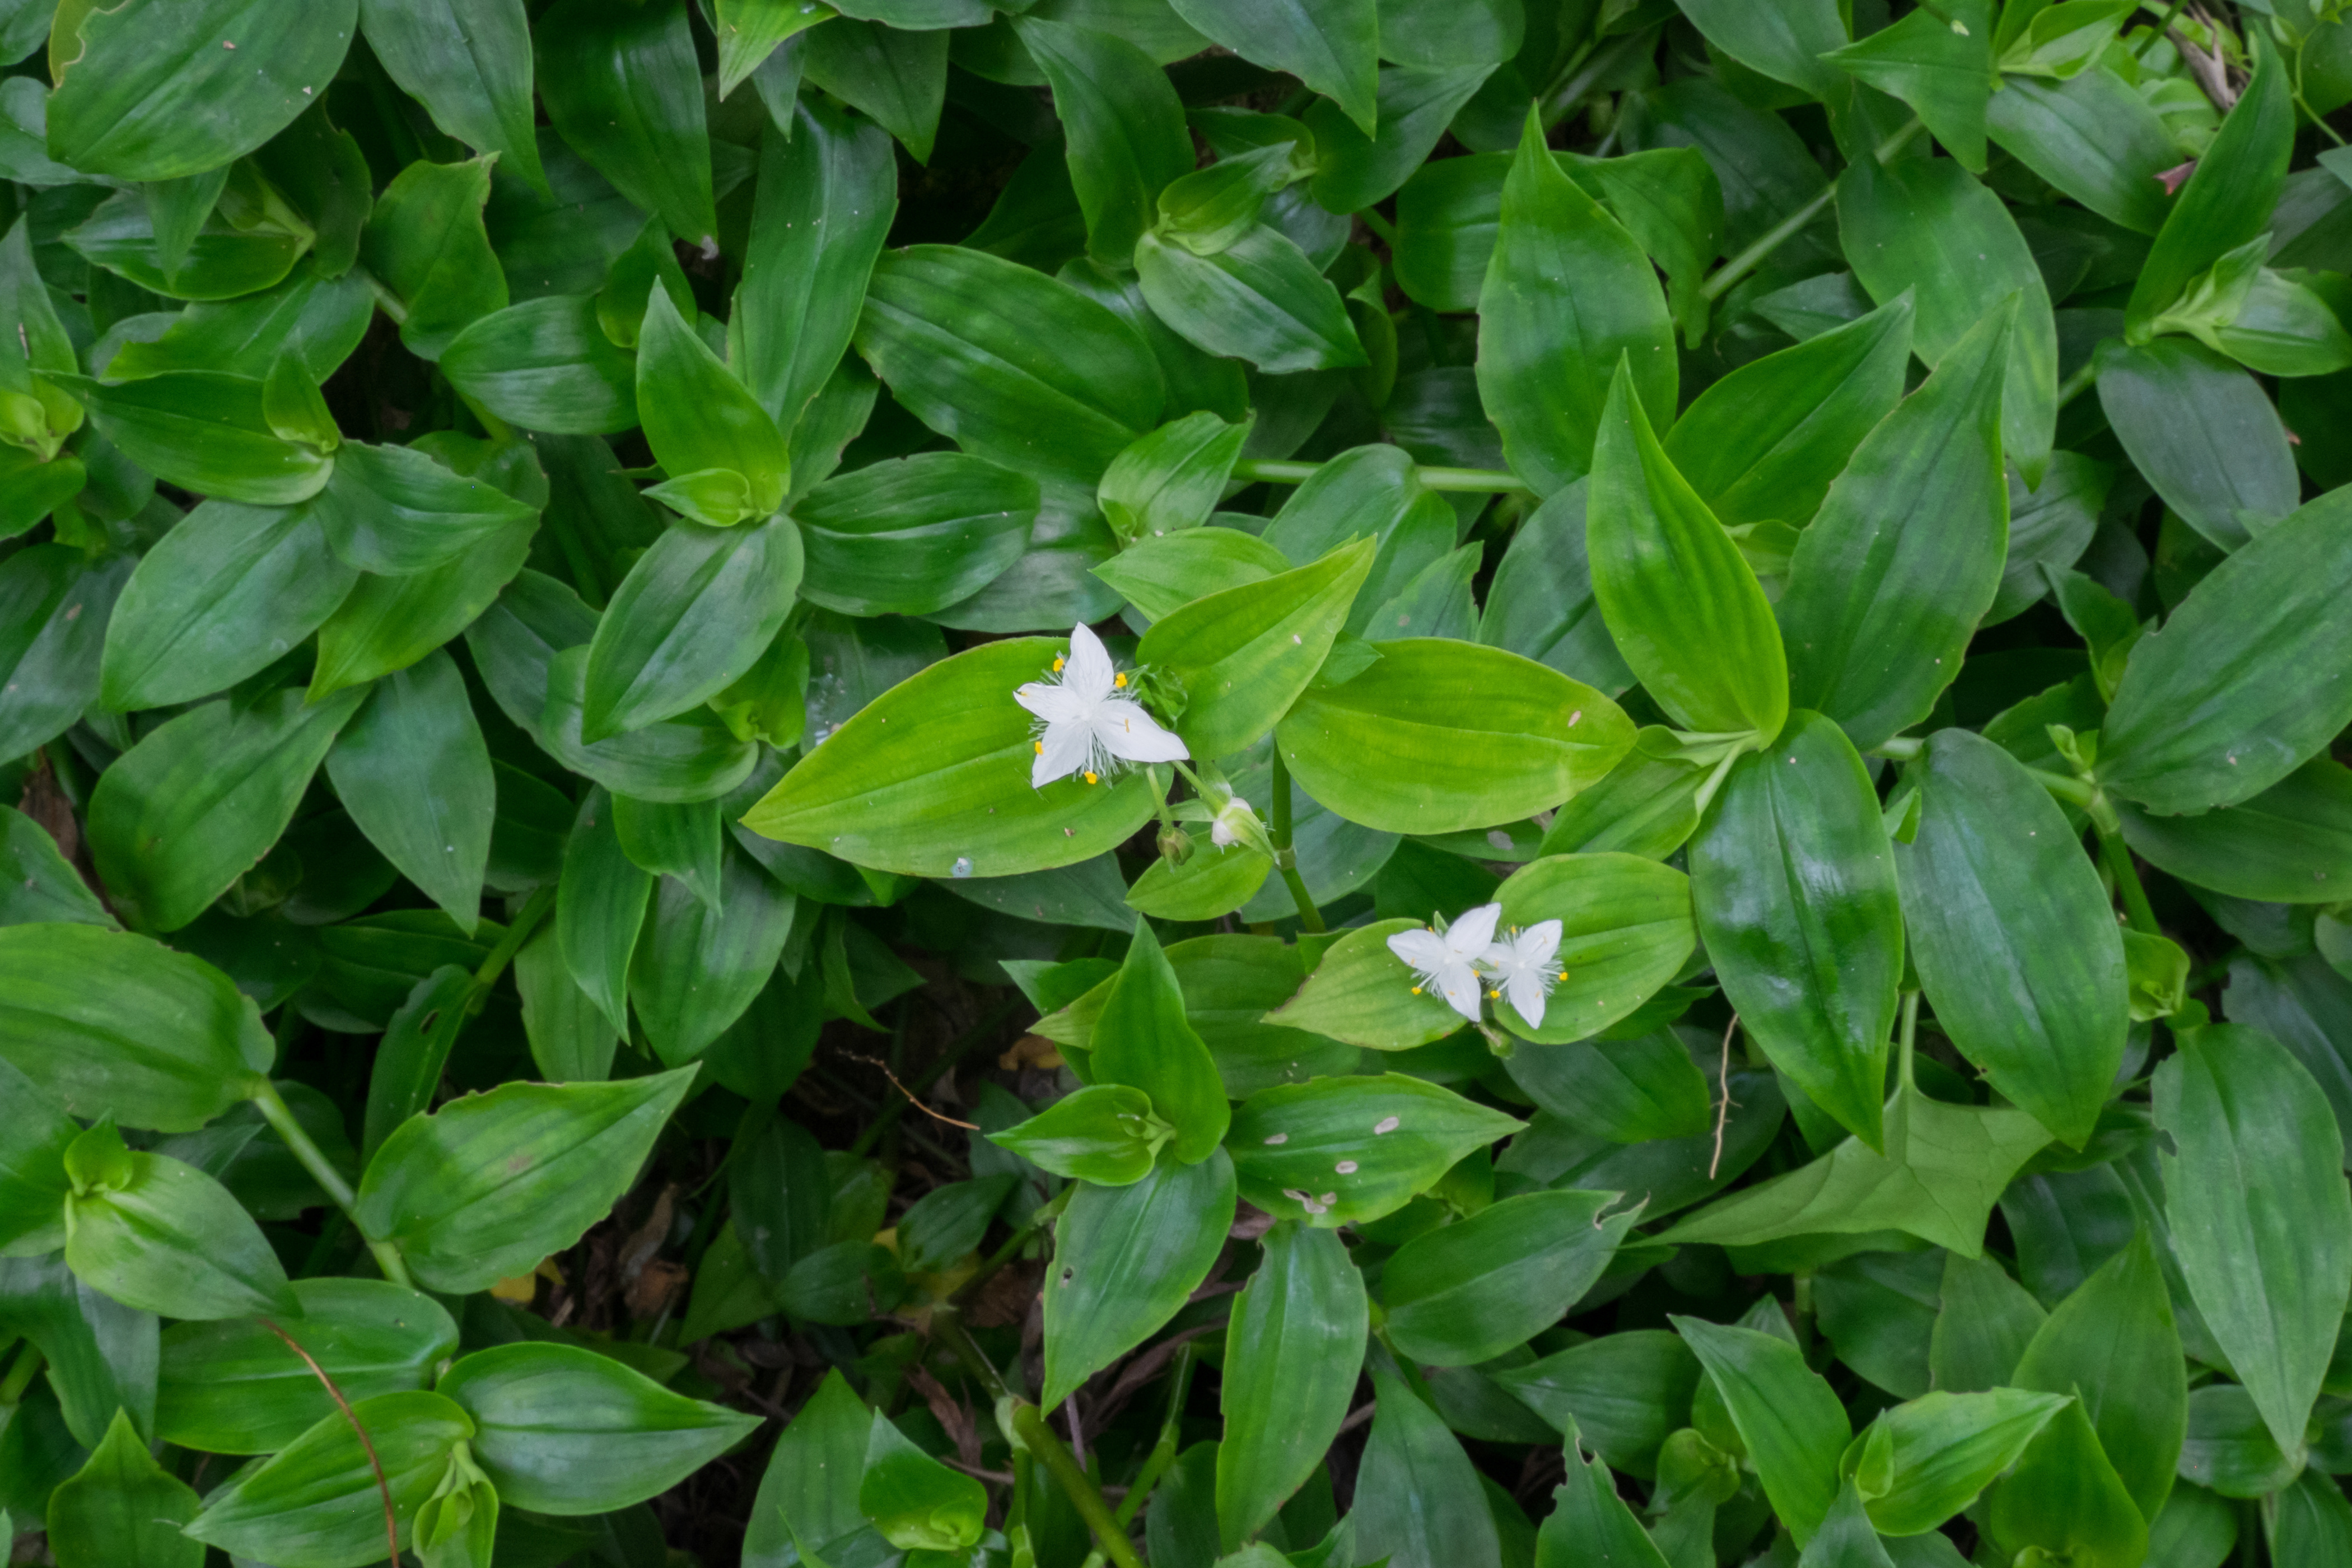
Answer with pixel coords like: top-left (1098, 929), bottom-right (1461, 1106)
top-left (2154, 1024), bottom-right (2352, 1457)
top-left (2125, 35), bottom-right (2289, 337)
top-left (56, 371), bottom-right (333, 506)
top-left (358, 155), bottom-right (508, 360)
top-left (88, 687), bottom-right (364, 934)
top-left (1384, 1190), bottom-right (1637, 1366)
top-left (1021, 17), bottom-right (1191, 269)
top-left (1777, 300), bottom-right (2013, 751)
top-left (440, 1342), bottom-right (760, 1515)
top-left (795, 452), bottom-right (1037, 617)
top-left (1351, 1369), bottom-right (1504, 1568)
top-left (1893, 729), bottom-right (2126, 1147)
top-left (325, 650), bottom-right (494, 933)
top-left (584, 516), bottom-right (802, 741)
top-left (1165, 0), bottom-right (1376, 135)
top-left (44, 1407), bottom-right (202, 1568)
top-left (1479, 111), bottom-right (1675, 495)
top-left (353, 1067), bottom-right (696, 1295)
top-left (1091, 920), bottom-right (1231, 1164)
top-left (1042, 1146), bottom-right (1235, 1405)
top-left (358, 0), bottom-right (545, 195)
top-left (64, 1145), bottom-right (299, 1320)
top-left (1982, 1398), bottom-right (2148, 1568)
top-left (1216, 1221), bottom-right (1366, 1549)
top-left (1276, 639), bottom-right (1634, 835)
top-left (1225, 1073), bottom-right (1523, 1228)
top-left (1587, 360), bottom-right (1787, 740)
top-left (441, 296), bottom-right (640, 434)
top-left (1674, 1315), bottom-right (1850, 1546)
top-left (987, 1083), bottom-right (1169, 1186)
top-left (536, 0), bottom-right (715, 244)
top-left (1135, 225), bottom-right (1368, 375)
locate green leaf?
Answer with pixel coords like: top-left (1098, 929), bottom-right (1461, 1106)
top-left (1658, 1084), bottom-right (2050, 1258)
top-left (1482, 851), bottom-right (1697, 1042)
top-left (358, 0), bottom-right (543, 193)
top-left (66, 185), bottom-right (306, 304)
top-left (98, 498), bottom-right (357, 710)
top-left (860, 1408), bottom-right (986, 1552)
top-left (554, 787), bottom-right (650, 1033)
top-left (1798, 1478), bottom-right (1896, 1568)
top-left (1673, 0), bottom-right (1849, 100)
top-left (2154, 1024), bottom-right (2352, 1457)
top-left (1155, 144), bottom-right (1298, 258)
top-left (1042, 1145), bottom-right (1234, 1406)
top-left (1586, 358), bottom-right (1787, 740)
top-left (1692, 712), bottom-right (1903, 1149)
top-left (2178, 1384), bottom-right (2299, 1499)
top-left (1259, 916), bottom-right (1463, 1051)
top-left (1091, 920), bottom-right (1231, 1164)
top-left (89, 685), bottom-right (363, 934)
top-left (987, 1084), bottom-right (1169, 1186)
top-left (1826, 8), bottom-right (1992, 171)
top-left (1479, 112), bottom-right (1675, 495)
top-left (64, 1145), bottom-right (298, 1320)
top-left (1225, 1073), bottom-right (1523, 1228)
top-left (2125, 34), bottom-right (2290, 337)
top-left (1276, 639), bottom-right (1635, 835)
top-left (1502, 1033), bottom-right (1712, 1144)
top-left (1852, 1389), bottom-right (2069, 1537)
top-left (314, 441), bottom-right (538, 575)
top-left (0, 538), bottom-right (122, 755)
top-left (1777, 300), bottom-right (2012, 750)
top-left (441, 296), bottom-right (640, 435)
top-left (636, 288), bottom-right (789, 525)
top-left (1216, 1220), bottom-right (1367, 1550)
top-left (1835, 149), bottom-right (2057, 483)
top-left (1098, 411), bottom-right (1250, 547)
top-left (310, 514), bottom-right (535, 699)
top-left (2120, 757), bottom-right (2352, 904)
top-left (744, 1367), bottom-right (867, 1562)
top-left (612, 794), bottom-right (722, 911)
top-left (0, 805), bottom-right (111, 932)
top-left (1384, 1189), bottom-right (1637, 1366)
top-left (2008, 1231), bottom-right (2185, 1523)
top-left (1165, 0), bottom-right (1377, 136)
top-left (535, 0), bottom-right (715, 245)
top-left (1534, 1417), bottom-right (1673, 1568)
top-left (801, 18), bottom-right (946, 165)
top-left (324, 650), bottom-right (494, 934)
top-left (1476, 481), bottom-right (1634, 695)
top-left (55, 371), bottom-right (332, 505)
top-left (1140, 536), bottom-right (1373, 760)
top-left (99, 251), bottom-right (368, 385)
top-left (2092, 338), bottom-right (2297, 554)
top-left (857, 244), bottom-right (1162, 498)
top-left (2101, 486), bottom-right (2352, 814)
top-left (1351, 1369), bottom-right (1503, 1568)
top-left (438, 1342), bottom-right (760, 1516)
top-left (714, 0), bottom-right (833, 99)
top-left (156, 1276), bottom-right (458, 1454)
top-left (2269, 1469), bottom-right (2352, 1565)
top-left (631, 847), bottom-right (797, 1065)
top-left (185, 1389), bottom-right (474, 1568)
top-left (1674, 1315), bottom-right (1851, 1546)
top-left (46, 0), bottom-right (358, 179)
top-left (1310, 71), bottom-right (1495, 224)
top-left (1982, 1398), bottom-right (2148, 1568)
top-left (1135, 225), bottom-right (1368, 375)
top-left (1661, 296), bottom-right (1912, 531)
top-left (359, 155), bottom-right (507, 360)
top-left (1019, 17), bottom-right (1192, 269)
top-left (1892, 729), bottom-right (2126, 1147)
top-left (739, 100), bottom-right (896, 437)
top-left (795, 452), bottom-right (1037, 617)
top-left (44, 1407), bottom-right (202, 1568)
top-left (1488, 1332), bottom-right (1701, 1478)
top-left (0, 923), bottom-right (271, 1130)
top-left (584, 516), bottom-right (801, 741)
top-left (1986, 69), bottom-right (2183, 236)
top-left (353, 1067), bottom-right (696, 1294)
top-left (744, 636), bottom-right (1160, 877)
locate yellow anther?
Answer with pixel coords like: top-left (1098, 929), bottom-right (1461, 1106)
top-left (1114, 671), bottom-right (1128, 688)
top-left (1053, 656), bottom-right (1065, 671)
top-left (1084, 771), bottom-right (1098, 785)
top-left (1488, 990), bottom-right (1500, 1000)
top-left (1034, 740), bottom-right (1044, 754)
top-left (1410, 986), bottom-right (1422, 995)
top-left (1558, 970), bottom-right (1569, 980)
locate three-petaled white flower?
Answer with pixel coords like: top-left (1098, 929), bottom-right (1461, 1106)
top-left (1388, 902), bottom-right (1501, 1023)
top-left (1014, 623), bottom-right (1189, 788)
top-left (1483, 920), bottom-right (1566, 1029)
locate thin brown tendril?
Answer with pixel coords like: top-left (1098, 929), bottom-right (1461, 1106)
top-left (260, 1318), bottom-right (400, 1566)
top-left (1710, 1015), bottom-right (1740, 1180)
top-left (844, 1052), bottom-right (980, 1129)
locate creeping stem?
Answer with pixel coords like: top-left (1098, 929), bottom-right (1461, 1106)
top-left (1268, 749), bottom-right (1327, 934)
top-left (249, 1079), bottom-right (414, 1291)
top-left (1231, 458), bottom-right (1534, 495)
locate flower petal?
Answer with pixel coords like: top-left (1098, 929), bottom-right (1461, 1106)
top-left (1436, 960), bottom-right (1483, 1022)
top-left (1016, 681), bottom-right (1091, 725)
top-left (1388, 928), bottom-right (1452, 973)
top-left (1518, 920), bottom-right (1563, 967)
top-left (1094, 699), bottom-right (1189, 763)
top-left (1032, 721), bottom-right (1091, 788)
top-left (1505, 968), bottom-right (1548, 1030)
top-left (1065, 623), bottom-right (1116, 703)
top-left (1446, 902), bottom-right (1503, 957)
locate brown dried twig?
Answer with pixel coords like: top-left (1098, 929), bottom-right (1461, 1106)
top-left (260, 1318), bottom-right (400, 1567)
top-left (1709, 1015), bottom-right (1740, 1180)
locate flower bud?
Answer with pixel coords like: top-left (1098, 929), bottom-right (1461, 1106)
top-left (1159, 825), bottom-right (1194, 865)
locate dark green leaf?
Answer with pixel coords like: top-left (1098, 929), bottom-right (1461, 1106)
top-left (358, 0), bottom-right (544, 194)
top-left (1091, 920), bottom-right (1230, 1164)
top-left (1020, 17), bottom-right (1192, 269)
top-left (632, 846), bottom-right (797, 1066)
top-left (1136, 224), bottom-right (1368, 375)
top-left (64, 1143), bottom-right (298, 1319)
top-left (1986, 70), bottom-right (2177, 236)
top-left (1042, 1146), bottom-right (1234, 1405)
top-left (536, 0), bottom-right (715, 244)
top-left (185, 1390), bottom-right (473, 1567)
top-left (309, 514), bottom-right (536, 698)
top-left (801, 18), bottom-right (947, 165)
top-left (1384, 1189), bottom-right (1636, 1366)
top-left (324, 650), bottom-right (494, 932)
top-left (1216, 1220), bottom-right (1366, 1549)
top-left (2125, 35), bottom-right (2290, 337)
top-left (584, 516), bottom-right (801, 741)
top-left (1490, 1331), bottom-right (1701, 1478)
top-left (43, 1407), bottom-right (201, 1568)
top-left (1225, 1073), bottom-right (1522, 1228)
top-left (1165, 0), bottom-right (1377, 134)
top-left (1982, 1398), bottom-right (2148, 1568)
top-left (2092, 338), bottom-right (2297, 554)
top-left (314, 440), bottom-right (538, 575)
top-left (1351, 1369), bottom-right (1503, 1568)
top-left (795, 453), bottom-right (1037, 617)
top-left (1826, 9), bottom-right (1992, 171)
top-left (441, 296), bottom-right (640, 435)
top-left (359, 155), bottom-right (507, 360)
top-left (55, 371), bottom-right (332, 505)
top-left (1674, 1315), bottom-right (1850, 1546)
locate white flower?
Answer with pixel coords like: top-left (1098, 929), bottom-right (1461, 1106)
top-left (1484, 920), bottom-right (1565, 1029)
top-left (1014, 624), bottom-right (1189, 788)
top-left (1387, 902), bottom-right (1501, 1023)
top-left (1210, 794), bottom-right (1273, 856)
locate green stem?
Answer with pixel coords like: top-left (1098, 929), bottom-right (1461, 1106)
top-left (1688, 743), bottom-right (1747, 823)
top-left (1231, 458), bottom-right (1533, 496)
top-left (250, 1080), bottom-right (415, 1291)
top-left (1, 1340), bottom-right (43, 1404)
top-left (2056, 357), bottom-right (2099, 410)
top-left (1700, 118), bottom-right (1921, 305)
top-left (472, 887), bottom-right (553, 1001)
top-left (1268, 749), bottom-right (1326, 934)
top-left (2134, 0), bottom-right (2191, 57)
top-left (1540, 29), bottom-right (1653, 127)
top-left (2097, 825), bottom-right (2162, 936)
top-left (1897, 988), bottom-right (1921, 1092)
top-left (2023, 766), bottom-right (2099, 809)
top-left (1357, 207), bottom-right (1399, 246)
top-left (1014, 1403), bottom-right (1146, 1568)
top-left (1114, 1343), bottom-right (1197, 1529)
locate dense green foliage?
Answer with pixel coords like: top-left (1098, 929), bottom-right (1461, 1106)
top-left (5, 0), bottom-right (2352, 1565)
